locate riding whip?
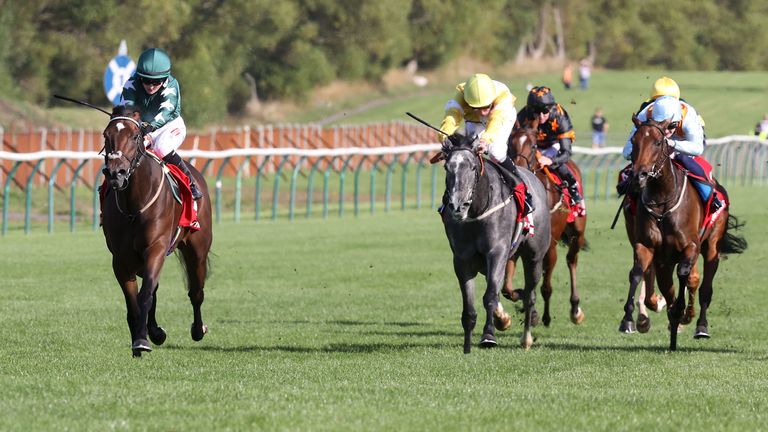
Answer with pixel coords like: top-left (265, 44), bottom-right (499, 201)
top-left (53, 94), bottom-right (111, 116)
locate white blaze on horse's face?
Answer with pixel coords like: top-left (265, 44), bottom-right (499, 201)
top-left (446, 151), bottom-right (476, 220)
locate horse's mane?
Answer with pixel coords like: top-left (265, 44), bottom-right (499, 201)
top-left (111, 104), bottom-right (140, 118)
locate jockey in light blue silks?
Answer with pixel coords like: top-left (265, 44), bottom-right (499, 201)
top-left (623, 95), bottom-right (724, 213)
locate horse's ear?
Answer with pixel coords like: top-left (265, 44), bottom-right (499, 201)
top-left (632, 114), bottom-right (642, 127)
top-left (131, 110), bottom-right (141, 122)
top-left (513, 120), bottom-right (521, 130)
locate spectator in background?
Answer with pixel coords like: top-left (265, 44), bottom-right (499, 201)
top-left (578, 59), bottom-right (591, 90)
top-left (562, 63), bottom-right (573, 90)
top-left (591, 108), bottom-right (608, 148)
top-left (755, 114), bottom-right (768, 139)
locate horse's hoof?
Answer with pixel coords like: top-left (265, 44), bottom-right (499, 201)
top-left (479, 334), bottom-right (497, 348)
top-left (570, 307), bottom-right (585, 325)
top-left (148, 326), bottom-right (167, 346)
top-left (693, 326), bottom-right (710, 339)
top-left (653, 295), bottom-right (667, 313)
top-left (681, 310), bottom-right (695, 325)
top-left (493, 312), bottom-right (512, 332)
top-left (619, 320), bottom-right (637, 334)
top-left (502, 288), bottom-right (523, 302)
top-left (131, 338), bottom-right (152, 352)
top-left (530, 309), bottom-right (541, 327)
top-left (132, 349), bottom-right (143, 358)
top-left (637, 314), bottom-right (651, 333)
top-left (520, 333), bottom-right (534, 351)
top-left (191, 323), bottom-right (208, 341)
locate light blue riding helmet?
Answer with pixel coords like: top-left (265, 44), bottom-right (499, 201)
top-left (651, 96), bottom-right (682, 122)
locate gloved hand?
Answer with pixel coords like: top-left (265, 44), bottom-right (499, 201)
top-left (140, 122), bottom-right (156, 135)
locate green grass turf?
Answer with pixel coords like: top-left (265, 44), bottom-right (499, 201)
top-left (0, 184), bottom-right (766, 431)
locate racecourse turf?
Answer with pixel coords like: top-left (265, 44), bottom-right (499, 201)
top-left (0, 184), bottom-right (766, 431)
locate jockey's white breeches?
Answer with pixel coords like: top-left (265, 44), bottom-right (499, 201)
top-left (145, 116), bottom-right (186, 158)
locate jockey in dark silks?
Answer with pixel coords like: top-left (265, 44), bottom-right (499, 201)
top-left (623, 93), bottom-right (724, 213)
top-left (517, 86), bottom-right (584, 207)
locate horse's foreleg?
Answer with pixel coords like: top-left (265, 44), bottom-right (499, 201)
top-left (621, 245), bottom-right (653, 333)
top-left (566, 229), bottom-right (586, 325)
top-left (133, 245), bottom-right (168, 354)
top-left (540, 241), bottom-right (556, 327)
top-left (521, 254), bottom-right (543, 350)
top-left (115, 268), bottom-right (140, 349)
top-left (481, 252), bottom-right (508, 348)
top-left (454, 258), bottom-right (477, 354)
top-left (147, 290), bottom-right (167, 346)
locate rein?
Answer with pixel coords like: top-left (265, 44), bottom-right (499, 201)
top-left (636, 122), bottom-right (685, 221)
top-left (106, 116), bottom-right (164, 219)
top-left (451, 150), bottom-right (513, 223)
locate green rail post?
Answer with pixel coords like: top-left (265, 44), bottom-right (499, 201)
top-left (254, 156), bottom-right (271, 221)
top-left (353, 156), bottom-right (369, 217)
top-left (272, 156), bottom-right (292, 220)
top-left (306, 156), bottom-right (326, 218)
top-left (93, 168), bottom-right (103, 231)
top-left (234, 156), bottom-right (252, 223)
top-left (338, 156), bottom-right (355, 217)
top-left (385, 157), bottom-right (399, 212)
top-left (370, 155), bottom-right (385, 215)
top-left (400, 154), bottom-right (414, 211)
top-left (431, 163), bottom-right (439, 210)
top-left (70, 160), bottom-right (90, 233)
top-left (214, 157), bottom-right (231, 224)
top-left (2, 162), bottom-right (23, 236)
top-left (23, 159), bottom-right (45, 234)
top-left (47, 160), bottom-right (68, 233)
top-left (414, 153), bottom-right (429, 209)
top-left (289, 156), bottom-right (306, 221)
top-left (322, 166), bottom-right (331, 219)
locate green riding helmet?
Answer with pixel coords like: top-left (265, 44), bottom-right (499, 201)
top-left (136, 48), bottom-right (172, 79)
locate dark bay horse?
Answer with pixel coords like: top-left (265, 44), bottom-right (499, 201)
top-left (623, 116), bottom-right (746, 350)
top-left (441, 133), bottom-right (551, 353)
top-left (102, 106), bottom-right (213, 356)
top-left (505, 125), bottom-right (587, 326)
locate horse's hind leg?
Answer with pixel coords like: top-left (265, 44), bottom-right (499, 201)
top-left (637, 267), bottom-right (657, 333)
top-left (540, 241), bottom-right (556, 327)
top-left (682, 264), bottom-right (700, 325)
top-left (670, 245), bottom-right (699, 350)
top-left (695, 240), bottom-right (720, 339)
top-left (179, 241), bottom-right (209, 342)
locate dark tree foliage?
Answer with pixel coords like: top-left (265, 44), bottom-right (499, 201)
top-left (1, 0), bottom-right (766, 126)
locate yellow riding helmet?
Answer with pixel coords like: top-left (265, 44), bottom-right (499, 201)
top-left (650, 76), bottom-right (680, 100)
top-left (463, 74), bottom-right (496, 108)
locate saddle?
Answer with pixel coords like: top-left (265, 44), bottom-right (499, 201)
top-left (541, 163), bottom-right (585, 222)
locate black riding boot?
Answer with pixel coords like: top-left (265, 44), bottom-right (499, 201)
top-left (498, 158), bottom-right (534, 214)
top-left (558, 168), bottom-right (583, 204)
top-left (163, 152), bottom-right (203, 200)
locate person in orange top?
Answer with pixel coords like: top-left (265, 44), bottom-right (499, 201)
top-left (517, 86), bottom-right (583, 206)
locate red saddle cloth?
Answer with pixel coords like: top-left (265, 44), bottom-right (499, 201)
top-left (164, 164), bottom-right (200, 231)
top-left (546, 166), bottom-right (586, 223)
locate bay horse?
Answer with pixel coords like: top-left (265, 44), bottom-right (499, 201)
top-left (504, 124), bottom-right (586, 326)
top-left (102, 106), bottom-right (213, 357)
top-left (624, 116), bottom-right (746, 350)
top-left (441, 132), bottom-right (551, 353)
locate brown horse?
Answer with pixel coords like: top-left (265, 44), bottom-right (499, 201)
top-left (102, 106), bottom-right (213, 357)
top-left (504, 124), bottom-right (587, 326)
top-left (624, 116), bottom-right (746, 350)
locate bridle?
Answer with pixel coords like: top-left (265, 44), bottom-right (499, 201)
top-left (446, 147), bottom-right (482, 209)
top-left (445, 146), bottom-right (515, 222)
top-left (103, 116), bottom-right (148, 191)
top-left (634, 121), bottom-right (686, 220)
top-left (509, 129), bottom-right (538, 172)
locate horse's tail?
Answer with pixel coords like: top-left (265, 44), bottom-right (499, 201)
top-left (174, 249), bottom-right (214, 287)
top-left (721, 214), bottom-right (747, 255)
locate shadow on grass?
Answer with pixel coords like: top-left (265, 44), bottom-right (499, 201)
top-left (163, 341), bottom-right (454, 354)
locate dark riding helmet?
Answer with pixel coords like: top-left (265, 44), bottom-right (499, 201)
top-left (136, 48), bottom-right (172, 80)
top-left (527, 86), bottom-right (556, 112)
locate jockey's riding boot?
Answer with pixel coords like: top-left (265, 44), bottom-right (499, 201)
top-left (710, 194), bottom-right (724, 212)
top-left (498, 158), bottom-right (534, 215)
top-left (163, 152), bottom-right (203, 200)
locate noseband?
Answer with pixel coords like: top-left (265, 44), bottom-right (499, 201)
top-left (637, 122), bottom-right (672, 179)
top-left (104, 116), bottom-right (147, 190)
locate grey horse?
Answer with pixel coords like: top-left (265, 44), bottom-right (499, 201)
top-left (441, 133), bottom-right (551, 353)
